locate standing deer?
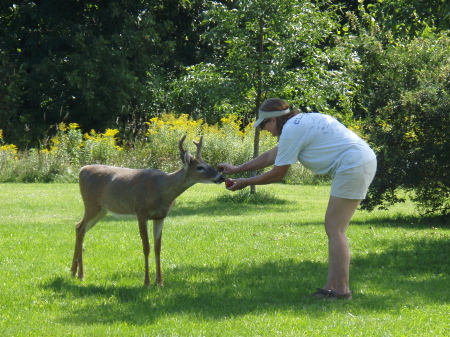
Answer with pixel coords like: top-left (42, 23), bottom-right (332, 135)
top-left (71, 135), bottom-right (225, 287)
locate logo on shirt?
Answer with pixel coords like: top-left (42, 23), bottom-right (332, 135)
top-left (294, 116), bottom-right (303, 124)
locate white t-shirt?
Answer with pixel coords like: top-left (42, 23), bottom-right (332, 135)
top-left (275, 113), bottom-right (376, 177)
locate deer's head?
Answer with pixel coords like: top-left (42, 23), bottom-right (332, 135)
top-left (179, 135), bottom-right (225, 184)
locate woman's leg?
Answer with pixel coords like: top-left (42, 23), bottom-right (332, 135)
top-left (323, 196), bottom-right (361, 294)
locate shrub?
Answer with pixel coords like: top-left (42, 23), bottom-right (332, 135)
top-left (357, 35), bottom-right (450, 217)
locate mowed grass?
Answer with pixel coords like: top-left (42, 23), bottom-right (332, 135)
top-left (0, 183), bottom-right (449, 336)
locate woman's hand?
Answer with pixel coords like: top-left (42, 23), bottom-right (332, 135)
top-left (217, 163), bottom-right (240, 175)
top-left (225, 178), bottom-right (249, 191)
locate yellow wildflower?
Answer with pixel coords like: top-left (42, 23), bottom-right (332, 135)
top-left (58, 122), bottom-right (67, 131)
top-left (0, 144), bottom-right (18, 155)
top-left (104, 129), bottom-right (119, 137)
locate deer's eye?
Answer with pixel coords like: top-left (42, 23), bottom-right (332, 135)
top-left (196, 166), bottom-right (206, 172)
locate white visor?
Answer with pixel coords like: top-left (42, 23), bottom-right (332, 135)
top-left (253, 108), bottom-right (291, 128)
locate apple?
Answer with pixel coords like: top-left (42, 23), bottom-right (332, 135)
top-left (225, 178), bottom-right (234, 188)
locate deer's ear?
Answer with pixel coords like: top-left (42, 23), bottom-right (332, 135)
top-left (180, 150), bottom-right (191, 168)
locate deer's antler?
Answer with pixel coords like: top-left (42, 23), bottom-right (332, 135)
top-left (193, 136), bottom-right (203, 159)
top-left (178, 135), bottom-right (187, 154)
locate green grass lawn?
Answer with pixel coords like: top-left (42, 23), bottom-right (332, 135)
top-left (0, 183), bottom-right (449, 336)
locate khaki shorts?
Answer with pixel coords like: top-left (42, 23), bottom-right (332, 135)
top-left (330, 159), bottom-right (377, 200)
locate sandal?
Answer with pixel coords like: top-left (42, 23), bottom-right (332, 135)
top-left (311, 288), bottom-right (352, 300)
top-left (328, 289), bottom-right (352, 300)
top-left (311, 288), bottom-right (332, 299)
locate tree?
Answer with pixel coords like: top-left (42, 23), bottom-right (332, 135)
top-left (0, 0), bottom-right (172, 148)
top-left (368, 0), bottom-right (450, 38)
top-left (357, 34), bottom-right (450, 216)
top-left (172, 0), bottom-right (360, 120)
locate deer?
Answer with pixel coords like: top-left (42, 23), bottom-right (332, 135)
top-left (71, 135), bottom-right (225, 287)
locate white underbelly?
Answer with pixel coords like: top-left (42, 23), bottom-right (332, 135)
top-left (108, 211), bottom-right (138, 220)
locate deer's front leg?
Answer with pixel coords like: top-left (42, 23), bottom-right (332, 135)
top-left (71, 219), bottom-right (86, 280)
top-left (138, 218), bottom-right (151, 287)
top-left (153, 219), bottom-right (164, 287)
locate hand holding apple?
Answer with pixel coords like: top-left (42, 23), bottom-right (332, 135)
top-left (225, 178), bottom-right (235, 188)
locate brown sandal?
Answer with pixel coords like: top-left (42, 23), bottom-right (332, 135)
top-left (311, 288), bottom-right (352, 300)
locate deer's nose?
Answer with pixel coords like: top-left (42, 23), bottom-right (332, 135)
top-left (215, 174), bottom-right (226, 184)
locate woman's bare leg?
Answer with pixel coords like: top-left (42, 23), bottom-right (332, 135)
top-left (323, 196), bottom-right (361, 294)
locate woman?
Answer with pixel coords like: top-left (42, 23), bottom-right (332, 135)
top-left (218, 98), bottom-right (376, 300)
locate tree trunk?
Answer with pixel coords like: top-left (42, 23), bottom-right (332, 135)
top-left (250, 17), bottom-right (265, 194)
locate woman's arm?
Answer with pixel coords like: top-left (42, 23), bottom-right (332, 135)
top-left (218, 146), bottom-right (278, 174)
top-left (227, 165), bottom-right (290, 191)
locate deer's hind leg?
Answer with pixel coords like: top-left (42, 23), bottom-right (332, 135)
top-left (71, 208), bottom-right (107, 280)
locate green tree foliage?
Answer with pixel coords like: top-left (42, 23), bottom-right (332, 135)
top-left (0, 0), bottom-right (172, 147)
top-left (169, 0), bottom-right (359, 124)
top-left (357, 35), bottom-right (450, 216)
top-left (368, 0), bottom-right (450, 38)
top-left (337, 0), bottom-right (450, 39)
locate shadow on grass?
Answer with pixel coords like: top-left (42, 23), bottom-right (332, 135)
top-left (43, 236), bottom-right (449, 326)
top-left (352, 213), bottom-right (449, 229)
top-left (44, 260), bottom-right (326, 326)
top-left (352, 237), bottom-right (450, 301)
top-left (168, 192), bottom-right (292, 218)
top-left (213, 189), bottom-right (290, 205)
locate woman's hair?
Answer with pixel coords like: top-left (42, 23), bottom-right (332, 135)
top-left (259, 98), bottom-right (289, 112)
top-left (259, 98), bottom-right (300, 137)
